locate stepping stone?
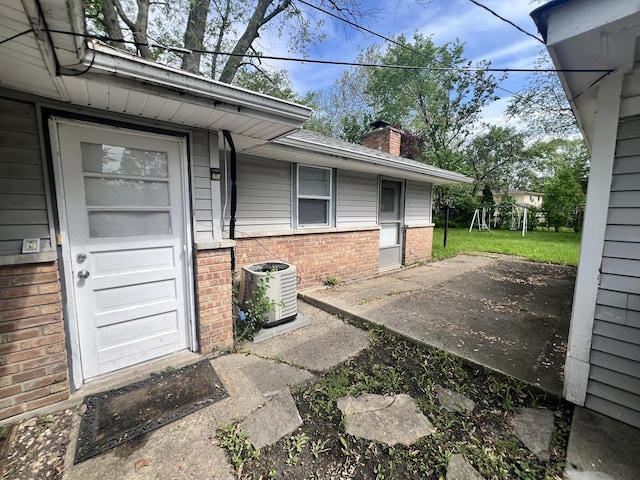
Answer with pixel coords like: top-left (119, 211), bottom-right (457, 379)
top-left (512, 408), bottom-right (554, 461)
top-left (240, 388), bottom-right (302, 450)
top-left (434, 385), bottom-right (476, 413)
top-left (446, 453), bottom-right (483, 480)
top-left (337, 393), bottom-right (435, 446)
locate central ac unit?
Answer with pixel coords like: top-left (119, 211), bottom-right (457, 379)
top-left (242, 261), bottom-right (297, 327)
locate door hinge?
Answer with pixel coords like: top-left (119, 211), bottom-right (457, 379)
top-left (56, 233), bottom-right (63, 246)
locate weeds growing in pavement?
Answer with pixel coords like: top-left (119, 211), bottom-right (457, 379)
top-left (217, 328), bottom-right (572, 479)
top-left (215, 423), bottom-right (259, 472)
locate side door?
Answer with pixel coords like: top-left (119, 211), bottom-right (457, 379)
top-left (379, 179), bottom-right (404, 270)
top-left (54, 121), bottom-right (191, 380)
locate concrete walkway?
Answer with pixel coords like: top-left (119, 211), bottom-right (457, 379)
top-left (300, 254), bottom-right (575, 395)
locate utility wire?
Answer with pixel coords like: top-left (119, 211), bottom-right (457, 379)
top-left (466, 0), bottom-right (544, 44)
top-left (0, 29), bottom-right (33, 45)
top-left (42, 29), bottom-right (613, 74)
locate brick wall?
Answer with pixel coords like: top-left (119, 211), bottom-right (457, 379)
top-left (195, 249), bottom-right (234, 353)
top-left (0, 262), bottom-right (69, 421)
top-left (235, 229), bottom-right (380, 289)
top-left (403, 226), bottom-right (434, 264)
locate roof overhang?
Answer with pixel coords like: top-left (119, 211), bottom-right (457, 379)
top-left (531, 0), bottom-right (640, 146)
top-left (248, 133), bottom-right (473, 185)
top-left (0, 0), bottom-right (310, 150)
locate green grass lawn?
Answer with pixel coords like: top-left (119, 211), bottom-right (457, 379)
top-left (431, 227), bottom-right (582, 265)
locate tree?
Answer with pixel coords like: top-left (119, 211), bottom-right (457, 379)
top-left (528, 138), bottom-right (589, 190)
top-left (85, 0), bottom-right (370, 85)
top-left (506, 51), bottom-right (580, 138)
top-left (304, 45), bottom-right (378, 141)
top-left (542, 167), bottom-right (585, 232)
top-left (464, 126), bottom-right (530, 195)
top-left (480, 184), bottom-right (494, 207)
top-left (233, 66), bottom-right (300, 102)
top-left (365, 33), bottom-right (501, 171)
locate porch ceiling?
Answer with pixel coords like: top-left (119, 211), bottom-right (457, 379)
top-left (0, 0), bottom-right (310, 151)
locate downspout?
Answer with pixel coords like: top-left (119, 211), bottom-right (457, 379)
top-left (222, 130), bottom-right (237, 271)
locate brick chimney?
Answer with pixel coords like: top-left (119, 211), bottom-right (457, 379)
top-left (361, 120), bottom-right (402, 156)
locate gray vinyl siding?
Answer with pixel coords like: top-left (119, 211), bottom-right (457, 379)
top-left (222, 154), bottom-right (292, 236)
top-left (336, 170), bottom-right (377, 227)
top-left (586, 114), bottom-right (640, 428)
top-left (404, 180), bottom-right (432, 225)
top-left (192, 130), bottom-right (214, 242)
top-left (0, 98), bottom-right (51, 255)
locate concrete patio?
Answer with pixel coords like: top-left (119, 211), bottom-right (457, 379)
top-left (300, 253), bottom-right (576, 396)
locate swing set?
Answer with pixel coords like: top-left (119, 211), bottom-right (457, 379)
top-left (469, 204), bottom-right (528, 236)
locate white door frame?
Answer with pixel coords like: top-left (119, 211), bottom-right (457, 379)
top-left (49, 117), bottom-right (196, 389)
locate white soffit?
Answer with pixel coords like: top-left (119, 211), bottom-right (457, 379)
top-left (532, 0), bottom-right (640, 145)
top-left (0, 1), bottom-right (310, 148)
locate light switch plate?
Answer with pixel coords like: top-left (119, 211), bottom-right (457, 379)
top-left (22, 238), bottom-right (40, 254)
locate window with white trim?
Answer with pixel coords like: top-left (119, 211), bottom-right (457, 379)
top-left (296, 165), bottom-right (334, 227)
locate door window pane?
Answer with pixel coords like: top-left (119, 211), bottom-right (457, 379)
top-left (84, 177), bottom-right (169, 207)
top-left (380, 224), bottom-right (399, 247)
top-left (88, 211), bottom-right (171, 238)
top-left (81, 143), bottom-right (168, 177)
top-left (381, 186), bottom-right (397, 213)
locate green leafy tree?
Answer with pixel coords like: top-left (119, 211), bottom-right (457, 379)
top-left (304, 45), bottom-right (378, 141)
top-left (84, 0), bottom-right (371, 85)
top-left (529, 138), bottom-right (589, 191)
top-left (233, 66), bottom-right (300, 101)
top-left (365, 33), bottom-right (501, 171)
top-left (542, 167), bottom-right (585, 232)
top-left (506, 51), bottom-right (579, 138)
top-left (481, 184), bottom-right (494, 207)
top-left (465, 126), bottom-right (530, 195)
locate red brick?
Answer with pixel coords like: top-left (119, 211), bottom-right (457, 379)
top-left (22, 376), bottom-right (55, 391)
top-left (0, 306), bottom-right (43, 321)
top-left (26, 391), bottom-right (69, 410)
top-left (13, 387), bottom-right (48, 404)
top-left (0, 384), bottom-right (22, 399)
top-left (2, 285), bottom-right (38, 299)
top-left (6, 347), bottom-right (47, 363)
top-left (11, 367), bottom-right (47, 383)
top-left (0, 293), bottom-right (62, 311)
top-left (0, 404), bottom-right (25, 420)
top-left (4, 327), bottom-right (40, 342)
top-left (21, 352), bottom-right (67, 371)
top-left (10, 272), bottom-right (58, 286)
top-left (48, 381), bottom-right (69, 394)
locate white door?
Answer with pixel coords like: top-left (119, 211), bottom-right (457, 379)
top-left (379, 180), bottom-right (403, 270)
top-left (55, 122), bottom-right (191, 380)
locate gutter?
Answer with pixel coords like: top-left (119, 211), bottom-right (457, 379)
top-left (276, 135), bottom-right (473, 184)
top-left (84, 42), bottom-right (311, 127)
top-left (530, 0), bottom-right (573, 41)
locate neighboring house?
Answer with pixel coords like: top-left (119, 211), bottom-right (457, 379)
top-left (532, 0), bottom-right (640, 428)
top-left (0, 1), bottom-right (469, 420)
top-left (492, 190), bottom-right (544, 209)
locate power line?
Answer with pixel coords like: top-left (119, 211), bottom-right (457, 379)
top-left (295, 1), bottom-right (530, 98)
top-left (0, 29), bottom-right (33, 45)
top-left (466, 0), bottom-right (544, 44)
top-left (41, 29), bottom-right (612, 74)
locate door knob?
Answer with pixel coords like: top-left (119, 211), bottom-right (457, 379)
top-left (78, 270), bottom-right (90, 279)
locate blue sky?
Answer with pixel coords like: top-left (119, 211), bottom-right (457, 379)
top-left (258, 0), bottom-right (545, 124)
